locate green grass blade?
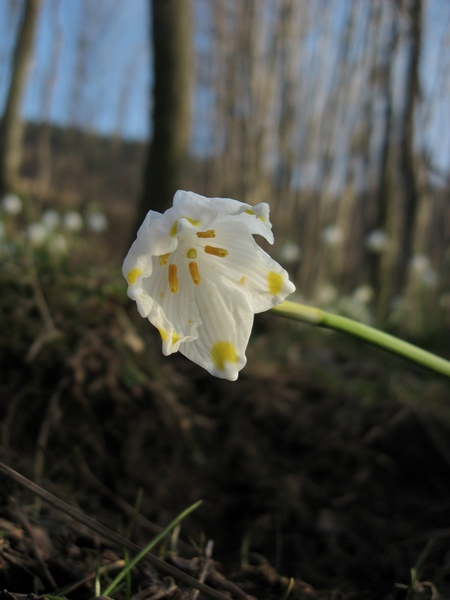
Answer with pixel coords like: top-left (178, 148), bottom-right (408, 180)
top-left (102, 500), bottom-right (202, 596)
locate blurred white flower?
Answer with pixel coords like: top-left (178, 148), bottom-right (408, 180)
top-left (338, 295), bottom-right (373, 324)
top-left (1, 193), bottom-right (22, 215)
top-left (353, 284), bottom-right (373, 305)
top-left (63, 210), bottom-right (83, 232)
top-left (320, 225), bottom-right (343, 247)
top-left (27, 222), bottom-right (48, 246)
top-left (409, 254), bottom-right (430, 273)
top-left (409, 254), bottom-right (438, 287)
top-left (87, 212), bottom-right (108, 233)
top-left (42, 209), bottom-right (61, 231)
top-left (48, 233), bottom-right (68, 255)
top-left (279, 241), bottom-right (301, 264)
top-left (365, 229), bottom-right (389, 253)
top-left (123, 190), bottom-right (295, 380)
top-left (316, 283), bottom-right (338, 307)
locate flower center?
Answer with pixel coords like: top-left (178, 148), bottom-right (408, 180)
top-left (160, 228), bottom-right (231, 294)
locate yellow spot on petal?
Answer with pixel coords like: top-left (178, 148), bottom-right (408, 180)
top-left (170, 221), bottom-right (178, 237)
top-left (127, 268), bottom-right (142, 285)
top-left (188, 261), bottom-right (201, 285)
top-left (187, 248), bottom-right (197, 259)
top-left (268, 271), bottom-right (283, 295)
top-left (171, 217), bottom-right (201, 237)
top-left (159, 253), bottom-right (171, 266)
top-left (158, 327), bottom-right (180, 346)
top-left (204, 245), bottom-right (229, 258)
top-left (211, 341), bottom-right (238, 371)
top-left (244, 209), bottom-right (255, 215)
top-left (239, 276), bottom-right (246, 285)
top-left (168, 264), bottom-right (179, 293)
top-left (157, 327), bottom-right (168, 342)
top-left (196, 230), bottom-right (216, 238)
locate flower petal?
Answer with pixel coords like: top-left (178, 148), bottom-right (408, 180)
top-left (178, 278), bottom-right (253, 380)
top-left (191, 218), bottom-right (295, 313)
top-left (174, 190), bottom-right (274, 243)
top-left (123, 190), bottom-right (295, 380)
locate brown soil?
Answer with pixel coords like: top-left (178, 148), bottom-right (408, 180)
top-left (1, 259), bottom-right (450, 600)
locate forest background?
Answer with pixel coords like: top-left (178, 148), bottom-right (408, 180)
top-left (1, 0), bottom-right (449, 335)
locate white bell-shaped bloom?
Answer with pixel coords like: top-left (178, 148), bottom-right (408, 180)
top-left (87, 212), bottom-right (108, 233)
top-left (320, 225), bottom-right (343, 247)
top-left (1, 193), bottom-right (22, 215)
top-left (42, 209), bottom-right (61, 231)
top-left (123, 190), bottom-right (295, 380)
top-left (63, 210), bottom-right (83, 232)
top-left (365, 229), bottom-right (389, 253)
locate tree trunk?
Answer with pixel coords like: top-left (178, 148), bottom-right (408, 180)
top-left (375, 0), bottom-right (422, 325)
top-left (136, 0), bottom-right (192, 225)
top-left (396, 0), bottom-right (422, 286)
top-left (0, 0), bottom-right (41, 196)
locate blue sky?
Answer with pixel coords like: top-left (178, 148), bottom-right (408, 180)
top-left (0, 0), bottom-right (449, 173)
top-left (1, 0), bottom-right (151, 139)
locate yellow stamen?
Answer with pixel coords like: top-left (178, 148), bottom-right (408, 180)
top-left (268, 271), bottom-right (283, 295)
top-left (168, 264), bottom-right (179, 293)
top-left (187, 248), bottom-right (197, 259)
top-left (211, 341), bottom-right (238, 371)
top-left (188, 261), bottom-right (201, 285)
top-left (196, 230), bottom-right (216, 238)
top-left (204, 245), bottom-right (228, 258)
top-left (159, 253), bottom-right (171, 266)
top-left (127, 268), bottom-right (142, 285)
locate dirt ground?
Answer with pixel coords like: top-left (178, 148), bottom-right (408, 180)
top-left (1, 257), bottom-right (450, 600)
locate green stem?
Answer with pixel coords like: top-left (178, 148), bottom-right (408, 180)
top-left (270, 300), bottom-right (450, 378)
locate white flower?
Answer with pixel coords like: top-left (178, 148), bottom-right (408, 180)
top-left (2, 193), bottom-right (22, 215)
top-left (352, 284), bottom-right (373, 305)
top-left (279, 241), bottom-right (301, 264)
top-left (365, 229), bottom-right (389, 253)
top-left (63, 210), bottom-right (83, 232)
top-left (87, 212), bottom-right (108, 232)
top-left (27, 222), bottom-right (48, 246)
top-left (48, 233), bottom-right (68, 254)
top-left (409, 254), bottom-right (430, 273)
top-left (316, 283), bottom-right (338, 307)
top-left (123, 190), bottom-right (295, 380)
top-left (42, 209), bottom-right (61, 231)
top-left (320, 225), bottom-right (343, 247)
